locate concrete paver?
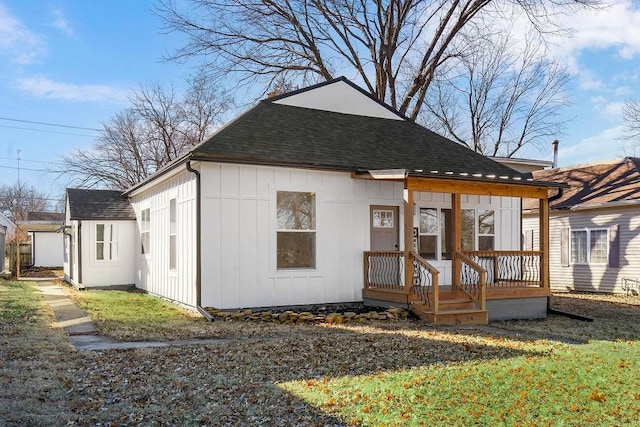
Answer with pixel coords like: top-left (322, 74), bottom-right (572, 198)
top-left (37, 281), bottom-right (231, 352)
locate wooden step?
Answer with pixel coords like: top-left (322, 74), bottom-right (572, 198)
top-left (410, 306), bottom-right (488, 325)
top-left (438, 297), bottom-right (475, 310)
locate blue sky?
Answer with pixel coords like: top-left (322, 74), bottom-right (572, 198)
top-left (1, 1), bottom-right (640, 206)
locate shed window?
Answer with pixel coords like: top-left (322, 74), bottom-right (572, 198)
top-left (277, 191), bottom-right (316, 269)
top-left (96, 223), bottom-right (117, 261)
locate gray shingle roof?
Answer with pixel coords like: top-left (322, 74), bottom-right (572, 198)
top-left (66, 188), bottom-right (135, 220)
top-left (191, 99), bottom-right (525, 180)
top-left (27, 211), bottom-right (64, 222)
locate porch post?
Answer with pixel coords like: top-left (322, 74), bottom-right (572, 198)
top-left (404, 186), bottom-right (414, 295)
top-left (539, 196), bottom-right (550, 288)
top-left (451, 193), bottom-right (461, 290)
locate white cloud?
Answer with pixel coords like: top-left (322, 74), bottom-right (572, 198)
top-left (554, 1), bottom-right (640, 60)
top-left (16, 76), bottom-right (129, 103)
top-left (558, 125), bottom-right (626, 166)
top-left (0, 3), bottom-right (44, 64)
top-left (50, 7), bottom-right (73, 37)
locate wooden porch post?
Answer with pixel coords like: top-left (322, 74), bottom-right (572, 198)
top-left (539, 196), bottom-right (550, 288)
top-left (451, 193), bottom-right (461, 290)
top-left (404, 187), bottom-right (414, 296)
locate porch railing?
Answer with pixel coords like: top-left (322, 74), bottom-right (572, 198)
top-left (454, 251), bottom-right (486, 311)
top-left (410, 250), bottom-right (439, 311)
top-left (463, 251), bottom-right (542, 288)
top-left (363, 251), bottom-right (404, 290)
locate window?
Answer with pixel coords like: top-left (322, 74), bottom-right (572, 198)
top-left (418, 207), bottom-right (494, 260)
top-left (96, 223), bottom-right (117, 261)
top-left (169, 199), bottom-right (176, 270)
top-left (141, 208), bottom-right (150, 255)
top-left (478, 210), bottom-right (495, 251)
top-left (418, 208), bottom-right (451, 260)
top-left (571, 228), bottom-right (608, 264)
top-left (277, 191), bottom-right (316, 269)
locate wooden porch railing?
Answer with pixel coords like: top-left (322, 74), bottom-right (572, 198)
top-left (463, 251), bottom-right (543, 288)
top-left (410, 250), bottom-right (439, 311)
top-left (454, 251), bottom-right (486, 311)
top-left (363, 251), bottom-right (405, 291)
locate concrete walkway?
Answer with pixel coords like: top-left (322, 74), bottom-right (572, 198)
top-left (37, 281), bottom-right (228, 352)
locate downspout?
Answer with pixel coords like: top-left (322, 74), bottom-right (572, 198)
top-left (186, 160), bottom-right (214, 321)
top-left (77, 222), bottom-right (83, 286)
top-left (62, 227), bottom-right (73, 282)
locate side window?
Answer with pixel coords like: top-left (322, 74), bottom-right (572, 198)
top-left (96, 223), bottom-right (117, 261)
top-left (276, 191), bottom-right (316, 269)
top-left (478, 210), bottom-right (495, 251)
top-left (570, 230), bottom-right (588, 264)
top-left (141, 208), bottom-right (150, 255)
top-left (169, 199), bottom-right (176, 270)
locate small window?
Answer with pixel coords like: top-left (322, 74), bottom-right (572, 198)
top-left (478, 210), bottom-right (495, 251)
top-left (277, 191), bottom-right (316, 269)
top-left (141, 208), bottom-right (150, 255)
top-left (169, 199), bottom-right (176, 270)
top-left (571, 230), bottom-right (587, 264)
top-left (96, 223), bottom-right (117, 261)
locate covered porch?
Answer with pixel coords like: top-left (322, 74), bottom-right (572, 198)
top-left (362, 176), bottom-right (552, 325)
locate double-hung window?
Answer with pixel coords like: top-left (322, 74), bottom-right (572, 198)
top-left (96, 223), bottom-right (117, 261)
top-left (141, 208), bottom-right (150, 255)
top-left (277, 191), bottom-right (316, 269)
top-left (571, 228), bottom-right (608, 264)
top-left (169, 199), bottom-right (176, 270)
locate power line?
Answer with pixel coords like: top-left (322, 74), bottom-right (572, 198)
top-left (0, 124), bottom-right (97, 138)
top-left (0, 164), bottom-right (49, 173)
top-left (0, 116), bottom-right (101, 132)
top-left (0, 156), bottom-right (62, 166)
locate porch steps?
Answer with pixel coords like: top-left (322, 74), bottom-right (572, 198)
top-left (410, 299), bottom-right (488, 326)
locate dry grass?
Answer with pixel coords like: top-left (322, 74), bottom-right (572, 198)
top-left (2, 281), bottom-right (639, 426)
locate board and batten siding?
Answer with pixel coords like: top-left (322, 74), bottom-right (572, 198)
top-left (79, 219), bottom-right (138, 287)
top-left (130, 170), bottom-right (198, 308)
top-left (524, 205), bottom-right (640, 293)
top-left (198, 162), bottom-right (522, 310)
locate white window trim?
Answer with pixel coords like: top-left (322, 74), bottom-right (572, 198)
top-left (95, 222), bottom-right (118, 262)
top-left (570, 227), bottom-right (609, 265)
top-left (169, 198), bottom-right (177, 271)
top-left (140, 207), bottom-right (151, 257)
top-left (270, 186), bottom-right (322, 277)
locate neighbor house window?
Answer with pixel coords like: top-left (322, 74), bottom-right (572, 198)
top-left (169, 199), bottom-right (176, 270)
top-left (277, 191), bottom-right (316, 269)
top-left (141, 208), bottom-right (150, 255)
top-left (571, 228), bottom-right (607, 264)
top-left (96, 223), bottom-right (117, 261)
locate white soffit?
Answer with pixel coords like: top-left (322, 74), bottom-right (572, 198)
top-left (273, 80), bottom-right (404, 120)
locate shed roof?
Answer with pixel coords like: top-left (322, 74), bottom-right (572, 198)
top-left (66, 188), bottom-right (135, 220)
top-left (27, 211), bottom-right (64, 222)
top-left (523, 157), bottom-right (640, 211)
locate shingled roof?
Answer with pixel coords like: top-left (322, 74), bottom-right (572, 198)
top-left (66, 189), bottom-right (135, 220)
top-left (188, 78), bottom-right (526, 182)
top-left (27, 211), bottom-right (64, 222)
top-left (523, 157), bottom-right (640, 211)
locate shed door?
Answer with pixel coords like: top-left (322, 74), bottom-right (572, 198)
top-left (370, 206), bottom-right (399, 251)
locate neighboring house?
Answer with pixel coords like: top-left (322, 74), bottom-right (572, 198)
top-left (0, 212), bottom-right (15, 271)
top-left (64, 77), bottom-right (560, 324)
top-left (64, 189), bottom-right (137, 288)
top-left (16, 211), bottom-right (65, 268)
top-left (523, 157), bottom-right (640, 294)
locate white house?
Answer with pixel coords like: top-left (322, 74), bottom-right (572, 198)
top-left (64, 78), bottom-right (560, 324)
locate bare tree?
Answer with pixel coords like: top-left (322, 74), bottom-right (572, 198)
top-left (55, 74), bottom-right (231, 189)
top-left (425, 32), bottom-right (571, 157)
top-left (621, 100), bottom-right (640, 155)
top-left (0, 181), bottom-right (50, 222)
top-left (158, 0), bottom-right (597, 121)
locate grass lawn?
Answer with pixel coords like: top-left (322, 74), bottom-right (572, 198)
top-left (2, 280), bottom-right (639, 425)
